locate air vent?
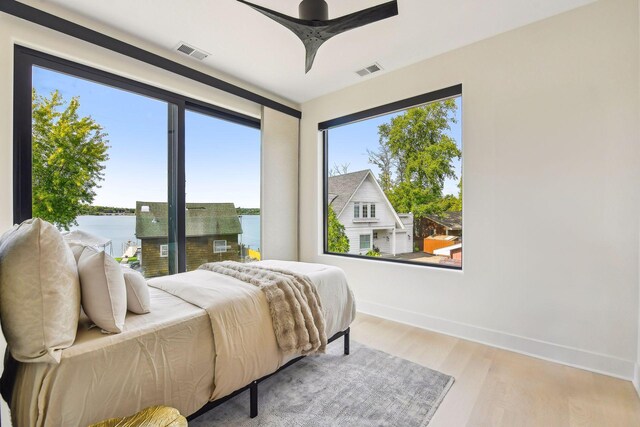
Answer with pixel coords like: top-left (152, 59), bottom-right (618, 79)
top-left (175, 42), bottom-right (210, 61)
top-left (176, 44), bottom-right (195, 55)
top-left (355, 63), bottom-right (383, 77)
top-left (366, 64), bottom-right (381, 73)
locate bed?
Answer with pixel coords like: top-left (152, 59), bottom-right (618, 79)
top-left (7, 260), bottom-right (356, 427)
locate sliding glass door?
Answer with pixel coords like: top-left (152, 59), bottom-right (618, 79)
top-left (14, 46), bottom-right (261, 277)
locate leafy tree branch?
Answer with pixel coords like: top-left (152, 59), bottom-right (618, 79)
top-left (32, 89), bottom-right (109, 230)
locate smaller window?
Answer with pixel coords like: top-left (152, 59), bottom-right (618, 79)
top-left (214, 240), bottom-right (228, 253)
top-left (362, 204), bottom-right (368, 218)
top-left (160, 244), bottom-right (168, 258)
top-left (354, 202), bottom-right (360, 218)
top-left (370, 204), bottom-right (376, 218)
top-left (373, 232), bottom-right (378, 239)
top-left (359, 234), bottom-right (371, 251)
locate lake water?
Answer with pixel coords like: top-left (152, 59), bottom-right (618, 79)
top-left (71, 214), bottom-right (261, 257)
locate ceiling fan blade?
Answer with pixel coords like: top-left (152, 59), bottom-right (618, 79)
top-left (324, 1), bottom-right (399, 37)
top-left (303, 38), bottom-right (325, 73)
top-left (236, 0), bottom-right (399, 73)
top-left (237, 0), bottom-right (329, 73)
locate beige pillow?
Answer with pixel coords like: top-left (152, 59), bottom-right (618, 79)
top-left (122, 268), bottom-right (151, 314)
top-left (67, 241), bottom-right (85, 263)
top-left (0, 218), bottom-right (80, 363)
top-left (78, 246), bottom-right (127, 333)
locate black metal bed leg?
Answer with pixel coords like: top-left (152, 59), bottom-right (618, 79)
top-left (249, 380), bottom-right (258, 418)
top-left (344, 327), bottom-right (350, 355)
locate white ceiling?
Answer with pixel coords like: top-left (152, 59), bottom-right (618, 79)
top-left (33, 0), bottom-right (594, 104)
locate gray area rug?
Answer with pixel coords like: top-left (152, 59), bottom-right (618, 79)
top-left (190, 341), bottom-right (454, 426)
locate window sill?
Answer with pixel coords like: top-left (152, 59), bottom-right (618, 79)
top-left (352, 218), bottom-right (380, 223)
top-left (321, 251), bottom-right (463, 271)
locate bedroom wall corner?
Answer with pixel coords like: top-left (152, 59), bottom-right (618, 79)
top-left (261, 107), bottom-right (300, 261)
top-left (299, 0), bottom-right (640, 380)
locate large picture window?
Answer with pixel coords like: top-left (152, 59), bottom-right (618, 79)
top-left (322, 85), bottom-right (463, 269)
top-left (13, 46), bottom-right (261, 277)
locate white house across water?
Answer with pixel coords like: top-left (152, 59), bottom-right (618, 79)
top-left (328, 170), bottom-right (413, 256)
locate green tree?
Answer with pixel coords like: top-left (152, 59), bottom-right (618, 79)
top-left (367, 142), bottom-right (394, 193)
top-left (450, 175), bottom-right (463, 212)
top-left (434, 176), bottom-right (462, 212)
top-left (327, 206), bottom-right (349, 253)
top-left (32, 89), bottom-right (109, 230)
top-left (369, 99), bottom-right (461, 217)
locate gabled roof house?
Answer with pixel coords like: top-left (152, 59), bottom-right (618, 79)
top-left (328, 170), bottom-right (413, 256)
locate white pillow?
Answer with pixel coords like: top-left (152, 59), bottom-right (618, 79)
top-left (0, 218), bottom-right (80, 363)
top-left (122, 268), bottom-right (151, 314)
top-left (77, 246), bottom-right (127, 333)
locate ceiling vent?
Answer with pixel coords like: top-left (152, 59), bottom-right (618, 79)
top-left (355, 63), bottom-right (383, 77)
top-left (175, 42), bottom-right (210, 61)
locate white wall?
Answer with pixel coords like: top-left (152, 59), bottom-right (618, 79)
top-left (261, 107), bottom-right (299, 261)
top-left (300, 0), bottom-right (640, 379)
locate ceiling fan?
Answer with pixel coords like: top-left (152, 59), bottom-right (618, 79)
top-left (236, 0), bottom-right (399, 73)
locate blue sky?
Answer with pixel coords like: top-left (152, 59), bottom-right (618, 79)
top-left (33, 66), bottom-right (261, 208)
top-left (33, 67), bottom-right (460, 209)
top-left (185, 110), bottom-right (260, 208)
top-left (328, 97), bottom-right (462, 196)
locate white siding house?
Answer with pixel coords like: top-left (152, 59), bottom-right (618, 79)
top-left (328, 170), bottom-right (413, 256)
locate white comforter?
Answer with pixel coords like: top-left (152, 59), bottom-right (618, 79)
top-left (149, 260), bottom-right (356, 400)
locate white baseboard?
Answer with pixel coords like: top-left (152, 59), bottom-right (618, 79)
top-left (634, 364), bottom-right (640, 398)
top-left (357, 300), bottom-right (635, 381)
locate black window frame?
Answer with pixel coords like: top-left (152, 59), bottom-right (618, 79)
top-left (13, 45), bottom-right (260, 275)
top-left (319, 84), bottom-right (463, 270)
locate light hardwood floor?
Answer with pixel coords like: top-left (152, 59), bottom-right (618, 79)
top-left (350, 313), bottom-right (640, 427)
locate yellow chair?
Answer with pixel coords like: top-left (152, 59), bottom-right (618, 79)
top-left (89, 405), bottom-right (188, 427)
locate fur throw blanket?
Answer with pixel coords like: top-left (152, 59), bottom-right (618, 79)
top-left (199, 261), bottom-right (327, 355)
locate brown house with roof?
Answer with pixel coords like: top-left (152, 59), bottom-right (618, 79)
top-left (136, 201), bottom-right (242, 277)
top-left (415, 211), bottom-right (462, 251)
top-left (421, 211), bottom-right (462, 237)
